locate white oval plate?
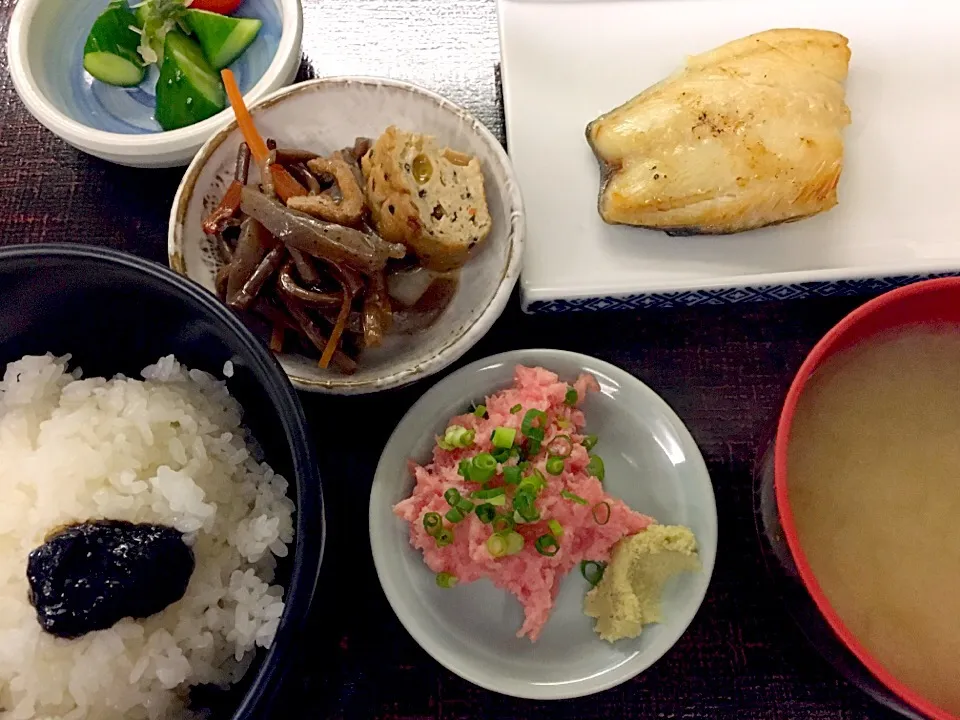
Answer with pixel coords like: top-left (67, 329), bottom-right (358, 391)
top-left (169, 77), bottom-right (524, 393)
top-left (369, 349), bottom-right (718, 699)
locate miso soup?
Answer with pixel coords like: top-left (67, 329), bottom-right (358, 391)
top-left (788, 327), bottom-right (960, 715)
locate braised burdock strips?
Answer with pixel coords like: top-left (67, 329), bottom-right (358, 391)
top-left (203, 71), bottom-right (493, 373)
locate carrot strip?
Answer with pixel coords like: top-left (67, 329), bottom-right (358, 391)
top-left (221, 70), bottom-right (306, 207)
top-left (222, 69), bottom-right (270, 165)
top-left (201, 180), bottom-right (243, 235)
top-left (319, 292), bottom-right (351, 369)
top-left (270, 165), bottom-right (308, 202)
top-left (221, 70), bottom-right (307, 203)
top-left (269, 323), bottom-right (284, 353)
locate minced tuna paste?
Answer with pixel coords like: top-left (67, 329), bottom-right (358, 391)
top-left (584, 524), bottom-right (700, 642)
top-left (393, 365), bottom-right (653, 641)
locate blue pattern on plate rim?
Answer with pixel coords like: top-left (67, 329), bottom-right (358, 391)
top-left (52, 0), bottom-right (281, 134)
top-left (523, 273), bottom-right (960, 313)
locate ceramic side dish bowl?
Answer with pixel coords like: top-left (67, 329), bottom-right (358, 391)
top-left (7, 0), bottom-right (303, 167)
top-left (169, 77), bottom-right (524, 394)
top-left (756, 277), bottom-right (960, 720)
top-left (0, 244), bottom-right (323, 719)
top-left (370, 349), bottom-right (717, 699)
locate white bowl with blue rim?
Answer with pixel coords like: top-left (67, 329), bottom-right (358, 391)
top-left (369, 349), bottom-right (718, 699)
top-left (7, 0), bottom-right (302, 168)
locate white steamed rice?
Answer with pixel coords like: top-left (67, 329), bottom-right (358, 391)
top-left (0, 354), bottom-right (295, 720)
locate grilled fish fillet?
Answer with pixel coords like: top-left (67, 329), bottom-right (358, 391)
top-left (586, 29), bottom-right (852, 235)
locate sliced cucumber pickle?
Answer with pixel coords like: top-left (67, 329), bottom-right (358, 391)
top-left (184, 9), bottom-right (262, 70)
top-left (154, 30), bottom-right (226, 131)
top-left (83, 1), bottom-right (145, 87)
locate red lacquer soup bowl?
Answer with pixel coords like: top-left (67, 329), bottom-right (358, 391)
top-left (756, 277), bottom-right (960, 720)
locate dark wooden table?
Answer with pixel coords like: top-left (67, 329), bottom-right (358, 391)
top-left (0, 1), bottom-right (902, 717)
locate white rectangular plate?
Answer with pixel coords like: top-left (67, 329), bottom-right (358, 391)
top-left (498, 0), bottom-right (960, 312)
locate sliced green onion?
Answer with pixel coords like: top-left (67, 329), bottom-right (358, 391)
top-left (587, 454), bottom-right (605, 482)
top-left (517, 479), bottom-right (541, 498)
top-left (436, 527), bottom-right (454, 547)
top-left (436, 571), bottom-right (458, 588)
top-left (582, 434), bottom-right (599, 451)
top-left (545, 456), bottom-right (565, 476)
top-left (525, 427), bottom-right (544, 456)
top-left (547, 519), bottom-right (564, 538)
top-left (444, 487), bottom-right (461, 506)
top-left (437, 424), bottom-right (475, 450)
top-left (564, 387), bottom-right (578, 406)
top-left (457, 458), bottom-right (472, 478)
top-left (445, 507), bottom-right (464, 523)
top-left (509, 446), bottom-right (522, 459)
top-left (502, 466), bottom-right (522, 485)
top-left (491, 514), bottom-right (515, 533)
top-left (528, 469), bottom-right (546, 490)
top-left (472, 487), bottom-right (506, 500)
top-left (474, 453), bottom-right (497, 470)
top-left (456, 498), bottom-right (475, 514)
top-left (516, 479), bottom-right (536, 496)
top-left (513, 488), bottom-right (538, 510)
top-left (492, 447), bottom-right (511, 463)
top-left (520, 409), bottom-right (548, 435)
top-left (513, 493), bottom-right (540, 522)
top-left (517, 475), bottom-right (546, 499)
top-left (526, 426), bottom-right (545, 442)
top-left (519, 461), bottom-right (532, 472)
top-left (547, 434), bottom-right (573, 458)
top-left (504, 531), bottom-right (525, 555)
top-left (580, 560), bottom-right (606, 587)
top-left (486, 495), bottom-right (507, 507)
top-left (560, 489), bottom-right (588, 505)
top-left (535, 533), bottom-right (560, 557)
top-left (592, 501), bottom-right (611, 525)
top-left (556, 418), bottom-right (572, 430)
top-left (470, 452), bottom-right (497, 483)
top-left (476, 503), bottom-right (497, 524)
top-left (492, 426), bottom-right (517, 449)
top-left (486, 532), bottom-right (508, 557)
top-left (474, 404), bottom-right (487, 418)
top-left (510, 403), bottom-right (522, 413)
top-left (422, 512), bottom-right (442, 536)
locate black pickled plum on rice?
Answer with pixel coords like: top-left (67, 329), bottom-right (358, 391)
top-left (27, 520), bottom-right (195, 640)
